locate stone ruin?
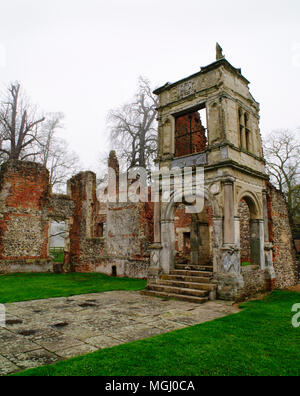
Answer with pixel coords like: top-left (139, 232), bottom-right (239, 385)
top-left (0, 49), bottom-right (298, 301)
top-left (0, 155), bottom-right (154, 279)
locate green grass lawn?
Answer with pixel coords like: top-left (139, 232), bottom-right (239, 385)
top-left (241, 261), bottom-right (252, 267)
top-left (13, 290), bottom-right (300, 376)
top-left (0, 273), bottom-right (147, 304)
top-left (49, 248), bottom-right (65, 263)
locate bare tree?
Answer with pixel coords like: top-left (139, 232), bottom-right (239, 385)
top-left (0, 82), bottom-right (45, 161)
top-left (107, 77), bottom-right (158, 171)
top-left (264, 129), bottom-right (300, 226)
top-left (32, 113), bottom-right (81, 193)
top-left (50, 221), bottom-right (66, 248)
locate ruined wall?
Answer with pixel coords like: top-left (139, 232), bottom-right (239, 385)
top-left (0, 161), bottom-right (74, 274)
top-left (67, 151), bottom-right (154, 278)
top-left (174, 205), bottom-right (191, 257)
top-left (0, 161), bottom-right (50, 272)
top-left (241, 266), bottom-right (266, 297)
top-left (238, 200), bottom-right (251, 263)
top-left (69, 171), bottom-right (105, 272)
top-left (0, 158), bottom-right (154, 278)
top-left (267, 185), bottom-right (298, 289)
top-left (99, 200), bottom-right (154, 279)
top-left (240, 185), bottom-right (298, 296)
top-left (0, 158), bottom-right (297, 289)
top-left (88, 151), bottom-right (155, 279)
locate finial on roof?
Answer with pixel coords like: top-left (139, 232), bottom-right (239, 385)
top-left (216, 43), bottom-right (225, 60)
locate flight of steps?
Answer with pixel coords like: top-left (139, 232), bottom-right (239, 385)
top-left (142, 260), bottom-right (216, 304)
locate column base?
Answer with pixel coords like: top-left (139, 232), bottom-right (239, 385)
top-left (214, 273), bottom-right (245, 301)
top-left (147, 243), bottom-right (163, 283)
top-left (221, 245), bottom-right (241, 273)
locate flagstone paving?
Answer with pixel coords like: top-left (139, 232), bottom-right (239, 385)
top-left (0, 291), bottom-right (238, 375)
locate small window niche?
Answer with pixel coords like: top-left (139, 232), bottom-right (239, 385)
top-left (239, 108), bottom-right (251, 153)
top-left (49, 220), bottom-right (66, 265)
top-left (96, 222), bottom-right (106, 238)
top-left (175, 106), bottom-right (208, 158)
top-left (112, 265), bottom-right (117, 277)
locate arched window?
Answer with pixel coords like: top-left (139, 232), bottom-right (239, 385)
top-left (244, 113), bottom-right (251, 152)
top-left (239, 109), bottom-right (251, 153)
top-left (175, 107), bottom-right (207, 158)
top-left (239, 109), bottom-right (244, 149)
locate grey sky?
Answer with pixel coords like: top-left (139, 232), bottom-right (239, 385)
top-left (0, 0), bottom-right (299, 172)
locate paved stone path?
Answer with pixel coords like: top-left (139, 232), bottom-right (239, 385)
top-left (0, 291), bottom-right (238, 375)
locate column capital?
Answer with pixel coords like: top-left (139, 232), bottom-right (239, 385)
top-left (221, 176), bottom-right (236, 186)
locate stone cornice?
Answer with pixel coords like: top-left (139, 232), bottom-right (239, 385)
top-left (154, 58), bottom-right (249, 96)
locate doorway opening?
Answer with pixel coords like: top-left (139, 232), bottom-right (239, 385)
top-left (174, 201), bottom-right (213, 267)
top-left (238, 198), bottom-right (261, 267)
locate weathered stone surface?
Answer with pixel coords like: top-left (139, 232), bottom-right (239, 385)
top-left (267, 185), bottom-right (298, 289)
top-left (0, 355), bottom-right (19, 376)
top-left (68, 166), bottom-right (154, 278)
top-left (0, 50), bottom-right (298, 302)
top-left (241, 265), bottom-right (266, 296)
top-left (0, 291), bottom-right (238, 375)
top-left (0, 160), bottom-right (74, 273)
top-left (148, 50), bottom-right (299, 301)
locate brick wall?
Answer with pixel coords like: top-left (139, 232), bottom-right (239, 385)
top-left (175, 111), bottom-right (207, 158)
top-left (238, 200), bottom-right (251, 263)
top-left (0, 161), bottom-right (74, 273)
top-left (0, 161), bottom-right (48, 272)
top-left (69, 171), bottom-right (105, 272)
top-left (241, 266), bottom-right (266, 297)
top-left (267, 185), bottom-right (298, 289)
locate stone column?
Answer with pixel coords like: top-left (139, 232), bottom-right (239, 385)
top-left (223, 179), bottom-right (235, 245)
top-left (234, 216), bottom-right (241, 246)
top-left (213, 217), bottom-right (223, 273)
top-left (154, 202), bottom-right (161, 243)
top-left (259, 220), bottom-right (265, 269)
top-left (160, 219), bottom-right (176, 274)
top-left (216, 178), bottom-right (244, 300)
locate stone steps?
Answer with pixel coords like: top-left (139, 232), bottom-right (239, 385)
top-left (143, 261), bottom-right (215, 304)
top-left (148, 283), bottom-right (209, 298)
top-left (161, 274), bottom-right (212, 283)
top-left (175, 263), bottom-right (213, 272)
top-left (157, 279), bottom-right (214, 291)
top-left (170, 269), bottom-right (212, 277)
top-left (141, 289), bottom-right (209, 304)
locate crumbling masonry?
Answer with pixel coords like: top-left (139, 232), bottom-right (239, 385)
top-left (0, 154), bottom-right (154, 278)
top-left (0, 49), bottom-right (298, 301)
top-left (143, 50), bottom-right (298, 301)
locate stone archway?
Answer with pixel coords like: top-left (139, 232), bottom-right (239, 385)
top-left (159, 190), bottom-right (221, 274)
top-left (237, 193), bottom-right (264, 268)
top-left (173, 202), bottom-right (213, 267)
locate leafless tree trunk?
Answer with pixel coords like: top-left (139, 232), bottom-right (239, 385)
top-left (0, 82), bottom-right (45, 161)
top-left (107, 77), bottom-right (158, 171)
top-left (31, 112), bottom-right (81, 193)
top-left (0, 83), bottom-right (81, 193)
top-left (264, 129), bottom-right (300, 226)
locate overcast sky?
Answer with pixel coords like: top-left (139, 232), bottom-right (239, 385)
top-left (0, 0), bottom-right (299, 172)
